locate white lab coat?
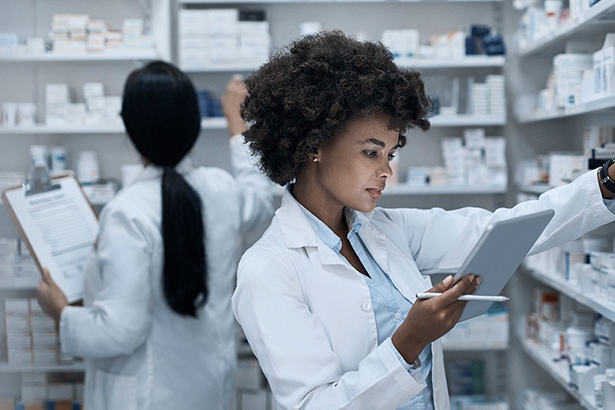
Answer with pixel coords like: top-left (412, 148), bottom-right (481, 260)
top-left (232, 169), bottom-right (615, 410)
top-left (59, 135), bottom-right (274, 410)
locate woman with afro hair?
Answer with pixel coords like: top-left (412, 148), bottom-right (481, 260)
top-left (232, 30), bottom-right (615, 409)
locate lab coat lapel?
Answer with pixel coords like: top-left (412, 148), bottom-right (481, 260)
top-left (276, 189), bottom-right (349, 269)
top-left (357, 213), bottom-right (431, 303)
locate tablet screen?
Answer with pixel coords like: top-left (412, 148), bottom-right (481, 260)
top-left (454, 209), bottom-right (555, 321)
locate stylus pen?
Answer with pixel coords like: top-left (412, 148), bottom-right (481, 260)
top-left (416, 292), bottom-right (510, 302)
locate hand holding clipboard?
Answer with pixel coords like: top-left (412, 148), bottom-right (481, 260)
top-left (2, 167), bottom-right (99, 303)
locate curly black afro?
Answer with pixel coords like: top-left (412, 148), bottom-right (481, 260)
top-left (241, 30), bottom-right (434, 186)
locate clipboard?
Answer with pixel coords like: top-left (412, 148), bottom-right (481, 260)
top-left (452, 209), bottom-right (555, 322)
top-left (1, 167), bottom-right (99, 303)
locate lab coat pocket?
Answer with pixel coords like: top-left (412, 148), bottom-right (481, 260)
top-left (92, 369), bottom-right (138, 410)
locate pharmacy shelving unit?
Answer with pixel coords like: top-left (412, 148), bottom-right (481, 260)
top-left (508, 260), bottom-right (615, 410)
top-left (0, 0), bottom-right (173, 402)
top-left (506, 0), bottom-right (615, 408)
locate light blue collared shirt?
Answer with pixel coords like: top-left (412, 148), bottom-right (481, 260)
top-left (298, 201), bottom-right (434, 410)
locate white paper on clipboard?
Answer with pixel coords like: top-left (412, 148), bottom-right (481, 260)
top-left (1, 170), bottom-right (99, 303)
top-left (453, 209), bottom-right (555, 322)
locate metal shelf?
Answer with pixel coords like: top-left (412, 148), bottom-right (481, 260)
top-left (0, 118), bottom-right (227, 135)
top-left (517, 95), bottom-right (615, 123)
top-left (0, 362), bottom-right (85, 373)
top-left (0, 277), bottom-right (39, 290)
top-left (395, 56), bottom-right (506, 69)
top-left (430, 113), bottom-right (506, 127)
top-left (0, 48), bottom-right (160, 62)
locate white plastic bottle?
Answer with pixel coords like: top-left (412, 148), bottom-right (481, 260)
top-left (29, 145), bottom-right (49, 170)
top-left (49, 146), bottom-right (67, 175)
top-left (77, 151), bottom-right (99, 185)
top-left (595, 374), bottom-right (607, 408)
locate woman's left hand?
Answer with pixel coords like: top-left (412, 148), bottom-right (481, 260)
top-left (36, 268), bottom-right (68, 326)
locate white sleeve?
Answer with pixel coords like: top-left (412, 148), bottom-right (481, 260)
top-left (59, 204), bottom-right (153, 359)
top-left (229, 134), bottom-right (275, 236)
top-left (381, 169), bottom-right (615, 275)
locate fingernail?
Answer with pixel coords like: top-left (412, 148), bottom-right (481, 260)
top-left (444, 275), bottom-right (453, 285)
top-left (476, 276), bottom-right (482, 285)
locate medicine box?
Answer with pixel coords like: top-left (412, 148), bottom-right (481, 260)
top-left (603, 46), bottom-right (615, 95)
top-left (594, 48), bottom-right (604, 96)
top-left (179, 10), bottom-right (208, 36)
top-left (46, 383), bottom-right (74, 401)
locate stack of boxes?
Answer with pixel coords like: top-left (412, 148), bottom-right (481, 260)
top-left (18, 372), bottom-right (83, 409)
top-left (0, 238), bottom-right (18, 281)
top-left (5, 298), bottom-right (73, 366)
top-left (45, 82), bottom-right (121, 127)
top-left (49, 14), bottom-right (90, 54)
top-left (178, 9), bottom-right (270, 71)
top-left (49, 14), bottom-right (148, 54)
top-left (406, 129), bottom-right (506, 188)
top-left (5, 299), bottom-right (32, 366)
top-left (469, 75), bottom-right (506, 116)
top-left (441, 128), bottom-right (507, 187)
top-left (45, 84), bottom-right (79, 127)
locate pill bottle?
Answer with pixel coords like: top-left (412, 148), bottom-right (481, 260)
top-left (595, 374), bottom-right (607, 408)
top-left (565, 326), bottom-right (593, 365)
top-left (29, 145), bottom-right (49, 170)
top-left (77, 151), bottom-right (99, 185)
top-left (17, 103), bottom-right (36, 126)
top-left (49, 146), bottom-right (67, 174)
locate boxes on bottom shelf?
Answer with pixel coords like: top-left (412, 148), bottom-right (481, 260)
top-left (4, 298), bottom-right (76, 365)
top-left (21, 372), bottom-right (84, 406)
top-left (13, 401), bottom-right (82, 410)
top-left (0, 400), bottom-right (83, 410)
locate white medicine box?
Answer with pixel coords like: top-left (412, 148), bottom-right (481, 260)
top-left (594, 48), bottom-right (604, 96)
top-left (603, 45), bottom-right (615, 95)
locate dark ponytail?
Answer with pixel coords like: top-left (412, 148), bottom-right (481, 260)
top-left (121, 61), bottom-right (206, 317)
top-left (161, 167), bottom-right (206, 317)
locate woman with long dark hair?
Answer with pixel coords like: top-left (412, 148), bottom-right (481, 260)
top-left (36, 61), bottom-right (273, 410)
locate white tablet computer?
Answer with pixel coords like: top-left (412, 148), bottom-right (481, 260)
top-left (453, 209), bottom-right (555, 321)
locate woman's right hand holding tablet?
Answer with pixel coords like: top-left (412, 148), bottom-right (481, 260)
top-left (391, 274), bottom-right (482, 365)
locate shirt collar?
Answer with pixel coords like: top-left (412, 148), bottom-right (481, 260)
top-left (292, 185), bottom-right (363, 252)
